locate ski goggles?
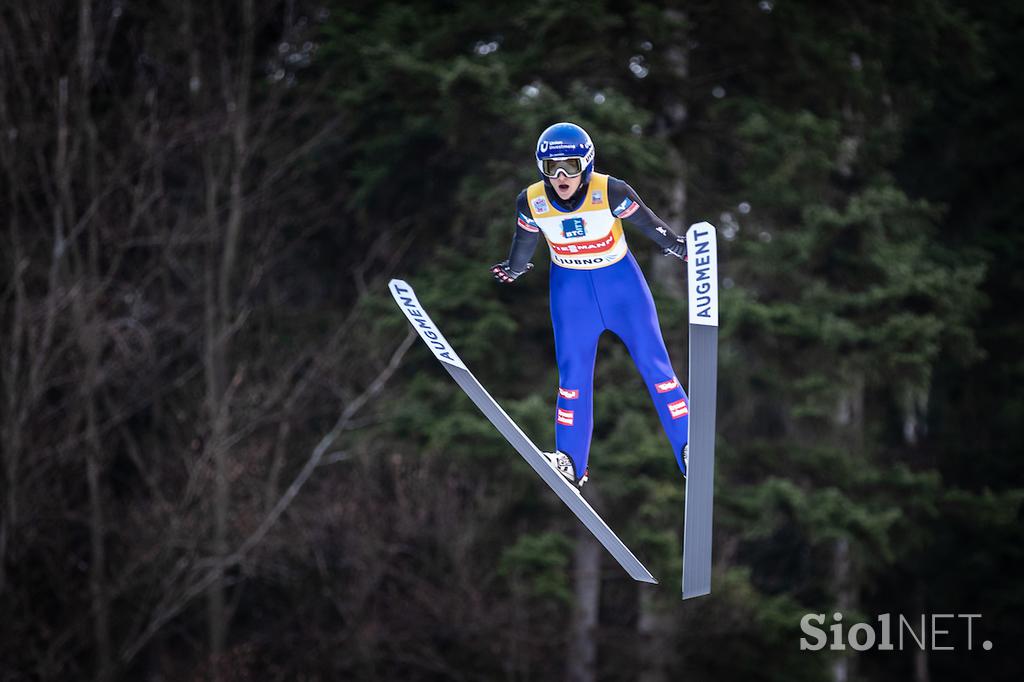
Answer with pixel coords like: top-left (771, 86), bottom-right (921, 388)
top-left (540, 157), bottom-right (585, 178)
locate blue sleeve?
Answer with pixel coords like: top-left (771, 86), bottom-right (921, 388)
top-left (508, 190), bottom-right (541, 272)
top-left (607, 177), bottom-right (681, 249)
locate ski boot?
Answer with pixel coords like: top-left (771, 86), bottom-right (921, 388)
top-left (541, 450), bottom-right (588, 489)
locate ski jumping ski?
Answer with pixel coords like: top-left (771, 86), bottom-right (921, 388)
top-left (389, 279), bottom-right (658, 584)
top-left (681, 222), bottom-right (719, 599)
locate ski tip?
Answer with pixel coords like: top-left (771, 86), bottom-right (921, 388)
top-left (388, 278), bottom-right (409, 289)
top-left (639, 575), bottom-right (659, 585)
top-left (687, 221), bottom-right (716, 233)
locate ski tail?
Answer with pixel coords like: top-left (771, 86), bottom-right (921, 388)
top-left (682, 222), bottom-right (719, 599)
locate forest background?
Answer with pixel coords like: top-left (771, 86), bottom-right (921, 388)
top-left (2, 1), bottom-right (1022, 680)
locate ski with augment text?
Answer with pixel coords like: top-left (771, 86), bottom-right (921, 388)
top-left (389, 279), bottom-right (658, 584)
top-left (681, 222), bottom-right (719, 599)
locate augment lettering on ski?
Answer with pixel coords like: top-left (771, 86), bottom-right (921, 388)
top-left (389, 279), bottom-right (658, 584)
top-left (682, 221), bottom-right (719, 599)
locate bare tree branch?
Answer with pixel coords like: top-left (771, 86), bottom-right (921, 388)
top-left (119, 330), bottom-right (415, 665)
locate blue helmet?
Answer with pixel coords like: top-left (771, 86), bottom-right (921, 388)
top-left (536, 122), bottom-right (595, 184)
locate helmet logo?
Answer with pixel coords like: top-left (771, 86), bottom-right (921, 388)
top-left (536, 123), bottom-right (595, 179)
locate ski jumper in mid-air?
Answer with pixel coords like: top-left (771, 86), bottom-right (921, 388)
top-left (491, 122), bottom-right (690, 489)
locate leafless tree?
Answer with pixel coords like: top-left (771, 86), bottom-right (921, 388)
top-left (0, 2), bottom-right (416, 679)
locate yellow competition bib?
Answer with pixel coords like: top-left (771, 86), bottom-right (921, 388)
top-left (526, 173), bottom-right (628, 270)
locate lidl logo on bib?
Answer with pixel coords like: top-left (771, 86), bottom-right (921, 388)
top-left (561, 217), bottom-right (587, 239)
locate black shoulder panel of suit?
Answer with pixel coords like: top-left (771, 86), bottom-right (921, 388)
top-left (606, 176), bottom-right (681, 249)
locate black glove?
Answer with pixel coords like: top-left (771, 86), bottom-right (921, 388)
top-left (662, 236), bottom-right (687, 262)
top-left (491, 260), bottom-right (533, 284)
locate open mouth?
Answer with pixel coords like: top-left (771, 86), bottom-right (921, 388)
top-left (557, 182), bottom-right (571, 192)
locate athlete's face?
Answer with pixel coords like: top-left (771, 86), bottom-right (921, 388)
top-left (552, 173), bottom-right (581, 200)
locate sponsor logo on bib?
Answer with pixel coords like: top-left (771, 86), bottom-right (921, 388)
top-left (552, 254), bottom-right (609, 267)
top-left (532, 196), bottom-right (549, 214)
top-left (551, 233), bottom-right (614, 255)
top-left (561, 217), bottom-right (587, 239)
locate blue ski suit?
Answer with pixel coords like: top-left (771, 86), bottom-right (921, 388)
top-left (507, 172), bottom-right (689, 477)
